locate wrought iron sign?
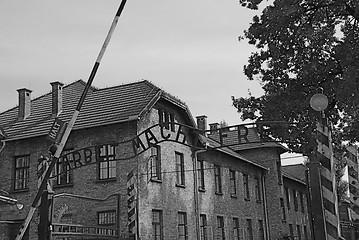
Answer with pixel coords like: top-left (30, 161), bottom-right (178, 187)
top-left (50, 121), bottom-right (303, 178)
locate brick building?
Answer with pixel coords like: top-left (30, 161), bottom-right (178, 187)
top-left (0, 80), bottom-right (311, 240)
top-left (282, 164), bottom-right (311, 239)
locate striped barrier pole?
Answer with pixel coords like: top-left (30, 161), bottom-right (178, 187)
top-left (15, 1), bottom-right (128, 239)
top-left (308, 119), bottom-right (341, 240)
top-left (127, 169), bottom-right (137, 239)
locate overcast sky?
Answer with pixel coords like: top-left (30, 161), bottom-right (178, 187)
top-left (0, 0), bottom-right (267, 126)
top-left (0, 0), bottom-right (306, 164)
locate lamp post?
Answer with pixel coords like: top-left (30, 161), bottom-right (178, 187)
top-left (309, 91), bottom-right (342, 240)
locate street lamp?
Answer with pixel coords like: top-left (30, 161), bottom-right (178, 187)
top-left (308, 91), bottom-right (342, 239)
top-left (310, 92), bottom-right (328, 112)
top-left (0, 189), bottom-right (24, 210)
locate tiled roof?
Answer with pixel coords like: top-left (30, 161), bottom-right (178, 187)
top-left (208, 127), bottom-right (288, 153)
top-left (282, 163), bottom-right (308, 184)
top-left (0, 80), bottom-right (178, 141)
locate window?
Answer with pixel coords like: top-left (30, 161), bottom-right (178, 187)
top-left (255, 176), bottom-right (261, 202)
top-left (280, 198), bottom-right (286, 221)
top-left (293, 190), bottom-right (298, 211)
top-left (197, 160), bottom-right (205, 190)
top-left (216, 216), bottom-right (225, 240)
top-left (98, 144), bottom-right (116, 180)
top-left (258, 220), bottom-right (265, 240)
top-left (297, 225), bottom-right (302, 240)
top-left (229, 170), bottom-right (237, 197)
top-left (214, 165), bottom-right (222, 194)
top-left (233, 218), bottom-right (242, 240)
top-left (244, 219), bottom-right (253, 240)
top-left (276, 160), bottom-right (282, 185)
top-left (176, 152), bottom-right (185, 186)
top-left (303, 225), bottom-right (309, 240)
top-left (152, 210), bottom-right (163, 240)
top-left (159, 109), bottom-right (167, 129)
top-left (289, 224), bottom-right (294, 239)
top-left (159, 109), bottom-right (175, 132)
top-left (149, 146), bottom-right (161, 181)
top-left (14, 155), bottom-right (30, 190)
top-left (170, 113), bottom-right (175, 132)
top-left (199, 214), bottom-right (208, 240)
top-left (300, 192), bottom-right (305, 213)
top-left (243, 174), bottom-right (250, 200)
top-left (55, 150), bottom-right (73, 186)
top-left (178, 212), bottom-right (188, 240)
top-left (285, 187), bottom-right (290, 210)
top-left (98, 210), bottom-right (116, 226)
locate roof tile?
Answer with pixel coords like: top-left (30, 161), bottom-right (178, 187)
top-left (0, 80), bottom-right (163, 141)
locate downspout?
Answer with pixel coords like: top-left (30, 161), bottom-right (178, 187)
top-left (305, 168), bottom-right (315, 240)
top-left (262, 172), bottom-right (270, 240)
top-left (192, 146), bottom-right (207, 240)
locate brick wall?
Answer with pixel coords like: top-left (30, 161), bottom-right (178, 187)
top-left (198, 148), bottom-right (268, 240)
top-left (0, 121), bottom-right (139, 239)
top-left (237, 147), bottom-right (287, 239)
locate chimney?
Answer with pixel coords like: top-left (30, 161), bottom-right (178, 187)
top-left (209, 123), bottom-right (219, 134)
top-left (17, 88), bottom-right (32, 120)
top-left (196, 115), bottom-right (207, 131)
top-left (50, 81), bottom-right (64, 115)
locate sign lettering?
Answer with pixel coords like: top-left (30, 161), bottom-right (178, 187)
top-left (49, 121), bottom-right (301, 178)
top-left (47, 118), bottom-right (67, 143)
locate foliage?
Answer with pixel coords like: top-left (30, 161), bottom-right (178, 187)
top-left (234, 0), bottom-right (359, 201)
top-left (233, 0), bottom-right (359, 156)
top-left (219, 120), bottom-right (229, 128)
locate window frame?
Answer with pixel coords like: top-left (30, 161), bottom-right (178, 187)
top-left (300, 192), bottom-right (305, 213)
top-left (289, 224), bottom-right (294, 239)
top-left (199, 214), bottom-right (208, 240)
top-left (233, 217), bottom-right (241, 240)
top-left (175, 152), bottom-right (185, 186)
top-left (214, 165), bottom-right (222, 194)
top-left (258, 220), bottom-right (265, 240)
top-left (14, 155), bottom-right (30, 191)
top-left (55, 149), bottom-right (74, 187)
top-left (229, 169), bottom-right (237, 197)
top-left (304, 225), bottom-right (309, 240)
top-left (152, 209), bottom-right (163, 240)
top-left (97, 144), bottom-right (116, 181)
top-left (243, 173), bottom-right (250, 200)
top-left (149, 146), bottom-right (162, 182)
top-left (255, 176), bottom-right (262, 202)
top-left (293, 189), bottom-right (299, 211)
top-left (159, 109), bottom-right (175, 132)
top-left (197, 160), bottom-right (205, 191)
top-left (285, 187), bottom-right (291, 210)
top-left (297, 224), bottom-right (302, 240)
top-left (177, 211), bottom-right (188, 240)
top-left (245, 219), bottom-right (253, 240)
top-left (216, 216), bottom-right (225, 240)
top-left (97, 210), bottom-right (117, 226)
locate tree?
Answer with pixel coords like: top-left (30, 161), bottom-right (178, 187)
top-left (233, 0), bottom-right (359, 200)
top-left (219, 120), bottom-right (229, 128)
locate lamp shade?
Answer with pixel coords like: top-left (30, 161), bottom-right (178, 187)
top-left (310, 93), bottom-right (328, 112)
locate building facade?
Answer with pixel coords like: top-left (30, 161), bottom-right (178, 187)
top-left (0, 80), bottom-right (311, 240)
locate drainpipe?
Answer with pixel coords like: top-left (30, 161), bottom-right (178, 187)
top-left (261, 173), bottom-right (270, 240)
top-left (192, 145), bottom-right (208, 240)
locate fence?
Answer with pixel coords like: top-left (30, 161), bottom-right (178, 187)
top-left (51, 223), bottom-right (134, 240)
